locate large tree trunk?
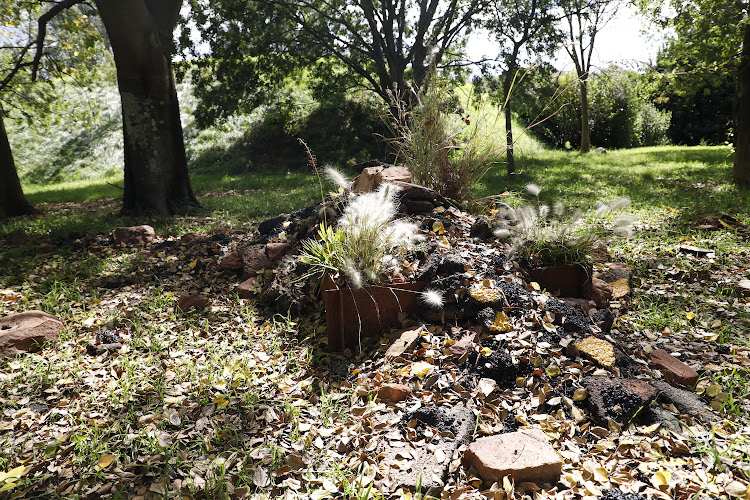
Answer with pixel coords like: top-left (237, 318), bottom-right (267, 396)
top-left (0, 107), bottom-right (35, 219)
top-left (95, 0), bottom-right (198, 215)
top-left (579, 77), bottom-right (591, 153)
top-left (735, 21), bottom-right (750, 187)
top-left (503, 70), bottom-right (516, 178)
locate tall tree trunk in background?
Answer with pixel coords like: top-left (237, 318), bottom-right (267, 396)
top-left (95, 0), bottom-right (198, 215)
top-left (735, 21), bottom-right (750, 187)
top-left (579, 77), bottom-right (591, 153)
top-left (503, 64), bottom-right (517, 177)
top-left (0, 107), bottom-right (35, 218)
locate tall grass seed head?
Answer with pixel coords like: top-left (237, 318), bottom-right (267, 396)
top-left (525, 183), bottom-right (541, 197)
top-left (324, 166), bottom-right (351, 190)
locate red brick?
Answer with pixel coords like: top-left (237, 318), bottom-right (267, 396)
top-left (649, 349), bottom-right (699, 387)
top-left (376, 383), bottom-right (413, 403)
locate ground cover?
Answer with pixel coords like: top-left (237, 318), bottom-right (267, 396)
top-left (1, 145), bottom-right (749, 499)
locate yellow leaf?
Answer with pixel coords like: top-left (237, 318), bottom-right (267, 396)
top-left (531, 282), bottom-right (541, 291)
top-left (685, 312), bottom-right (695, 320)
top-left (0, 466), bottom-right (26, 483)
top-left (573, 387), bottom-right (588, 401)
top-left (542, 322), bottom-right (557, 333)
top-left (545, 364), bottom-right (561, 377)
top-left (189, 259), bottom-right (198, 269)
top-left (432, 221), bottom-right (445, 235)
top-left (490, 311), bottom-right (513, 332)
top-left (97, 454), bottom-right (116, 470)
top-left (651, 470), bottom-right (671, 489)
top-left (706, 384), bottom-right (722, 397)
top-left (410, 361), bottom-right (434, 379)
top-left (480, 346), bottom-right (493, 357)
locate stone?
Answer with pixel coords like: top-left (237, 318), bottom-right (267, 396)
top-left (377, 383), bottom-right (413, 402)
top-left (588, 277), bottom-right (613, 308)
top-left (375, 165), bottom-right (411, 185)
top-left (581, 377), bottom-right (658, 425)
top-left (575, 336), bottom-right (615, 367)
top-left (265, 242), bottom-right (291, 262)
top-left (449, 331), bottom-right (476, 357)
top-left (240, 244), bottom-right (272, 275)
top-left (589, 240), bottom-right (612, 262)
top-left (111, 225), bottom-right (155, 245)
top-left (385, 327), bottom-right (424, 359)
top-left (383, 403), bottom-right (475, 493)
top-left (177, 295), bottom-right (211, 312)
top-left (651, 380), bottom-right (719, 424)
top-left (351, 166), bottom-right (384, 193)
top-left (649, 349), bottom-right (699, 388)
top-left (469, 218), bottom-right (494, 240)
top-left (0, 311), bottom-right (63, 357)
top-left (180, 232), bottom-right (208, 243)
top-left (237, 277), bottom-right (260, 299)
top-left (36, 243), bottom-right (58, 253)
top-left (597, 262), bottom-right (632, 283)
top-left (462, 429), bottom-right (562, 485)
top-left (437, 252), bottom-right (469, 276)
top-left (219, 251), bottom-right (243, 271)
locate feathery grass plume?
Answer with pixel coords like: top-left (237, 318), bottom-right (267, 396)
top-left (420, 289), bottom-right (444, 309)
top-left (553, 202), bottom-right (565, 216)
top-left (301, 182), bottom-right (422, 288)
top-left (525, 183), bottom-right (541, 197)
top-left (538, 204), bottom-right (550, 220)
top-left (324, 166), bottom-right (350, 190)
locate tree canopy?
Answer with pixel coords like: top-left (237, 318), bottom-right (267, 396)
top-left (181, 0), bottom-right (485, 126)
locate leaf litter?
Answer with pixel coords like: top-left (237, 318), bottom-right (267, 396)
top-left (0, 200), bottom-right (749, 499)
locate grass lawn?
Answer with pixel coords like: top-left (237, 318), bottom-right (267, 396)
top-left (1, 144), bottom-right (749, 499)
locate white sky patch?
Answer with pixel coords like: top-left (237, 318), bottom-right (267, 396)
top-left (466, 3), bottom-right (667, 74)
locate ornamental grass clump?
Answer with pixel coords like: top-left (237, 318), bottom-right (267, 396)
top-left (300, 181), bottom-right (422, 288)
top-left (495, 185), bottom-right (632, 267)
top-left (386, 81), bottom-right (504, 204)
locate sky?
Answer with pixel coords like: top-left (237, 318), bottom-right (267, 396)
top-left (467, 3), bottom-right (668, 73)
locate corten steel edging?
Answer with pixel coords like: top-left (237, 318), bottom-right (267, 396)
top-left (323, 275), bottom-right (425, 351)
top-left (524, 263), bottom-right (593, 298)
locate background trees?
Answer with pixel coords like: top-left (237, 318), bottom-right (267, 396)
top-left (641, 0), bottom-right (750, 185)
top-left (480, 0), bottom-right (559, 176)
top-left (182, 0), bottom-right (485, 125)
top-left (0, 0), bottom-right (100, 218)
top-left (559, 0), bottom-right (620, 153)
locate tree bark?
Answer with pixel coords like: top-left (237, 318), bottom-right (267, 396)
top-left (734, 20), bottom-right (750, 187)
top-left (95, 0), bottom-right (198, 215)
top-left (579, 77), bottom-right (591, 153)
top-left (0, 107), bottom-right (35, 219)
top-left (503, 70), bottom-right (516, 177)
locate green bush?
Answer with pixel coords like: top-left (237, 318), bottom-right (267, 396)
top-left (511, 66), bottom-right (671, 149)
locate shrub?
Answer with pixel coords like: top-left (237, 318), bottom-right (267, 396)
top-left (512, 66), bottom-right (671, 149)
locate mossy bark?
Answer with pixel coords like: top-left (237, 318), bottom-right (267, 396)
top-left (735, 21), bottom-right (750, 187)
top-left (95, 0), bottom-right (198, 215)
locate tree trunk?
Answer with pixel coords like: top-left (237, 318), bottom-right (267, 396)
top-left (503, 71), bottom-right (516, 177)
top-left (0, 107), bottom-right (35, 219)
top-left (579, 77), bottom-right (591, 153)
top-left (734, 21), bottom-right (750, 187)
top-left (95, 0), bottom-right (198, 215)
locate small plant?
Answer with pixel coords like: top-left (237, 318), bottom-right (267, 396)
top-left (300, 179), bottom-right (422, 288)
top-left (495, 185), bottom-right (632, 266)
